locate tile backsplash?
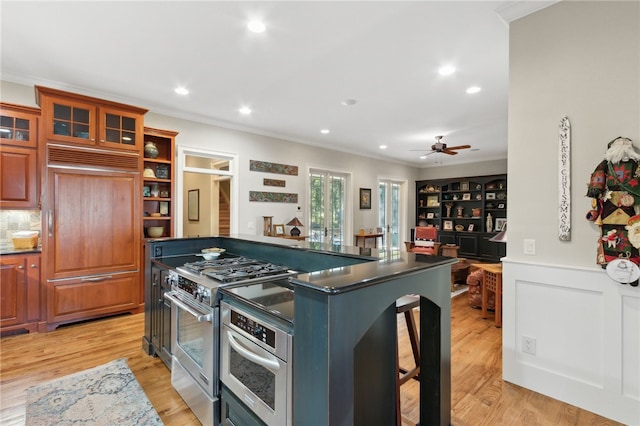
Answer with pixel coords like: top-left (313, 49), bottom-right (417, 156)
top-left (0, 210), bottom-right (42, 244)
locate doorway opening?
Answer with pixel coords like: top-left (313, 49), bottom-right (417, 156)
top-left (176, 146), bottom-right (237, 237)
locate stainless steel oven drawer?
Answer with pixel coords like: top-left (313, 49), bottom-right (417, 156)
top-left (171, 357), bottom-right (219, 425)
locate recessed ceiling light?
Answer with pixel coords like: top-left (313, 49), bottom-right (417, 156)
top-left (174, 87), bottom-right (189, 95)
top-left (419, 154), bottom-right (428, 159)
top-left (466, 86), bottom-right (481, 94)
top-left (438, 65), bottom-right (456, 76)
top-left (320, 129), bottom-right (330, 134)
top-left (341, 99), bottom-right (357, 106)
top-left (239, 106), bottom-right (252, 115)
top-left (247, 20), bottom-right (266, 33)
top-left (379, 145), bottom-right (387, 150)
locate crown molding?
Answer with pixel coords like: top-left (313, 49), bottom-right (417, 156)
top-left (495, 1), bottom-right (560, 26)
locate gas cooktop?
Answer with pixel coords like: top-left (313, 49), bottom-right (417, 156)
top-left (177, 256), bottom-right (297, 285)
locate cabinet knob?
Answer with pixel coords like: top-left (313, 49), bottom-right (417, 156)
top-left (30, 264), bottom-right (38, 268)
top-left (17, 265), bottom-right (24, 270)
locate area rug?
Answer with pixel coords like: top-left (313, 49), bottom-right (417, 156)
top-left (26, 358), bottom-right (163, 426)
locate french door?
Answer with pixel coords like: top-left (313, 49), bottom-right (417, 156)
top-left (378, 179), bottom-right (404, 250)
top-left (309, 169), bottom-right (348, 245)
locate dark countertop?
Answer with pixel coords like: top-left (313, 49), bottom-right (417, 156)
top-left (289, 253), bottom-right (456, 294)
top-left (0, 245), bottom-right (42, 255)
top-left (149, 234), bottom-right (457, 295)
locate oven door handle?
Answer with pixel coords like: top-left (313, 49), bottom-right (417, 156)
top-left (226, 330), bottom-right (280, 371)
top-left (164, 292), bottom-right (213, 323)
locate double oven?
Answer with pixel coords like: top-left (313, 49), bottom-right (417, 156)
top-left (219, 280), bottom-right (295, 426)
top-left (164, 254), bottom-right (296, 425)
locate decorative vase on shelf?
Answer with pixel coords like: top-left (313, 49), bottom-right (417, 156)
top-left (150, 183), bottom-right (160, 198)
top-left (144, 141), bottom-right (159, 159)
top-left (486, 213), bottom-right (493, 232)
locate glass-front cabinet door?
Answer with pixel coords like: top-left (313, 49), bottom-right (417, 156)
top-left (100, 106), bottom-right (141, 151)
top-left (0, 103), bottom-right (39, 149)
top-left (36, 86), bottom-right (146, 152)
top-left (46, 97), bottom-right (96, 146)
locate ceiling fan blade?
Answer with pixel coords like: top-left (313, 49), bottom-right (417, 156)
top-left (444, 144), bottom-right (471, 151)
top-left (442, 149), bottom-right (459, 155)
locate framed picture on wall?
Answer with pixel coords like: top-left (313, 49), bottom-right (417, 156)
top-left (273, 224), bottom-right (285, 236)
top-left (443, 220), bottom-right (453, 231)
top-left (495, 218), bottom-right (507, 231)
top-left (460, 181), bottom-right (470, 191)
top-left (426, 212), bottom-right (435, 219)
top-left (486, 192), bottom-right (496, 200)
top-left (462, 193), bottom-right (471, 200)
top-left (468, 224), bottom-right (474, 231)
top-left (188, 189), bottom-right (199, 221)
top-left (359, 188), bottom-right (372, 209)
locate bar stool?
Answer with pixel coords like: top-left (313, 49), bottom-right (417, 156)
top-left (396, 295), bottom-right (420, 425)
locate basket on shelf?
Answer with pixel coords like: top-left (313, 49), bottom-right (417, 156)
top-left (12, 231), bottom-right (39, 249)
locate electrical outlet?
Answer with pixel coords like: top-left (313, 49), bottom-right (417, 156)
top-left (524, 239), bottom-right (536, 255)
top-left (522, 336), bottom-right (537, 355)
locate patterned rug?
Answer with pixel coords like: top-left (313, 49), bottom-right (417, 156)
top-left (26, 358), bottom-right (163, 426)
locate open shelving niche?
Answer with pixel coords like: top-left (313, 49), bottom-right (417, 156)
top-left (142, 127), bottom-right (177, 238)
top-left (415, 174), bottom-right (506, 261)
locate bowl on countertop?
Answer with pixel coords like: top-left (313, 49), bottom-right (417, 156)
top-left (200, 252), bottom-right (221, 260)
top-left (200, 247), bottom-right (225, 260)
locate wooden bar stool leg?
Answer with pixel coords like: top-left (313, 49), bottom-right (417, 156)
top-left (396, 296), bottom-right (421, 426)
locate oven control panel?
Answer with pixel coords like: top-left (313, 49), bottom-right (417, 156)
top-left (172, 272), bottom-right (212, 305)
top-left (230, 309), bottom-right (276, 349)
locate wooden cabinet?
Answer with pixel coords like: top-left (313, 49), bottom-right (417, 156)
top-left (46, 167), bottom-right (140, 279)
top-left (36, 86), bottom-right (147, 153)
top-left (38, 87), bottom-right (146, 330)
top-left (0, 103), bottom-right (40, 209)
top-left (46, 271), bottom-right (139, 330)
top-left (415, 174), bottom-right (507, 261)
top-left (142, 127), bottom-right (177, 238)
top-left (0, 253), bottom-right (41, 334)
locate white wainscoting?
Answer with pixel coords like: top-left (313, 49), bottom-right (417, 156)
top-left (502, 260), bottom-right (640, 425)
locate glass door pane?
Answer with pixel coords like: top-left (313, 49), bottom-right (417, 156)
top-left (309, 170), bottom-right (346, 245)
top-left (379, 180), bottom-right (403, 250)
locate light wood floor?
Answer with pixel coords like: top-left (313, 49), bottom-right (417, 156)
top-left (0, 294), bottom-right (621, 426)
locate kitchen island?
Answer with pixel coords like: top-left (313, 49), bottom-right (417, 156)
top-left (143, 235), bottom-right (453, 426)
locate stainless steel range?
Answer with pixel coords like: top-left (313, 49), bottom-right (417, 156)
top-left (177, 256), bottom-right (296, 285)
top-left (164, 254), bottom-right (297, 426)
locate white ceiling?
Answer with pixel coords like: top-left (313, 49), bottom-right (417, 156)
top-left (0, 1), bottom-right (552, 168)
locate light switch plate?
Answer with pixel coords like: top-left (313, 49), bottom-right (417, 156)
top-left (524, 239), bottom-right (536, 255)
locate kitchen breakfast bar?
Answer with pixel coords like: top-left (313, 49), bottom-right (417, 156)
top-left (143, 235), bottom-right (454, 426)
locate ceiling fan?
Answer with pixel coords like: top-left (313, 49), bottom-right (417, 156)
top-left (413, 136), bottom-right (471, 157)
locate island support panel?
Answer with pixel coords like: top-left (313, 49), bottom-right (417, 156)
top-left (292, 264), bottom-right (451, 426)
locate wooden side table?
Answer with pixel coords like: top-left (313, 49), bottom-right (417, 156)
top-left (354, 233), bottom-right (383, 248)
top-left (472, 263), bottom-right (503, 327)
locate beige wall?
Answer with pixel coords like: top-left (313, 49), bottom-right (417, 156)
top-left (507, 0), bottom-right (639, 266)
top-left (504, 2), bottom-right (639, 424)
